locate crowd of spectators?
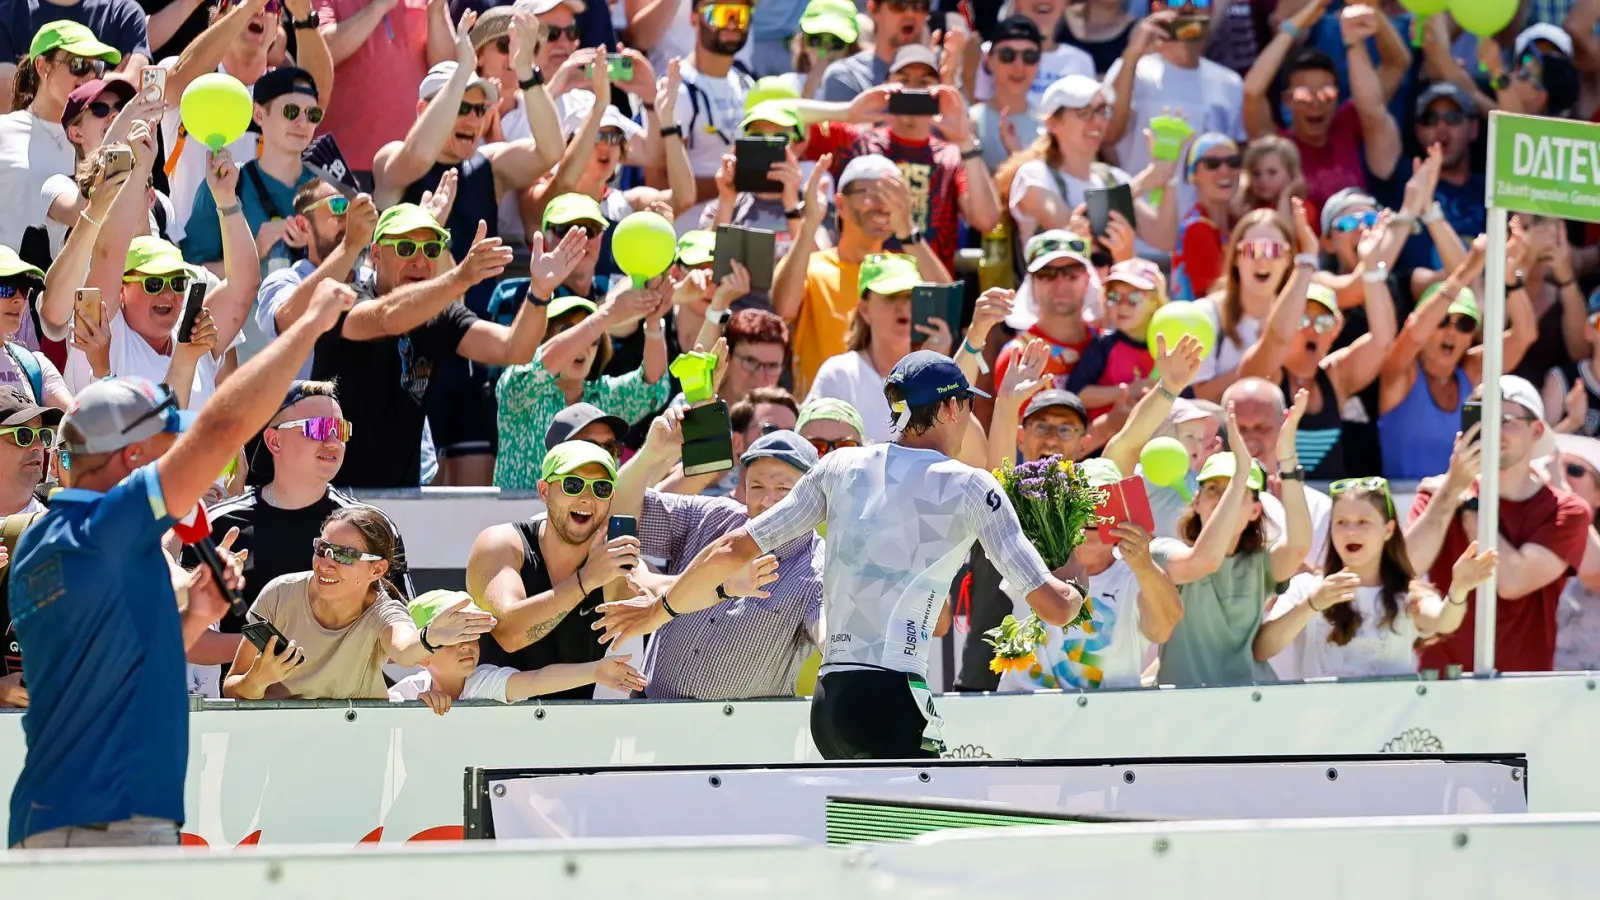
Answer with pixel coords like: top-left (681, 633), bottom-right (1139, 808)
top-left (7, 0), bottom-right (1600, 716)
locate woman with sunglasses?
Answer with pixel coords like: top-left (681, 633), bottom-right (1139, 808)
top-left (779, 0), bottom-right (860, 100)
top-left (1171, 133), bottom-right (1241, 303)
top-left (0, 248), bottom-right (70, 410)
top-left (796, 396), bottom-right (865, 457)
top-left (1253, 478), bottom-right (1495, 678)
top-left (968, 17), bottom-right (1044, 171)
top-left (0, 23), bottom-right (123, 253)
top-left (224, 506), bottom-right (496, 700)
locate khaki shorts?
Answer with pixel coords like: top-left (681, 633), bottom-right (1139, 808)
top-left (15, 815), bottom-right (180, 849)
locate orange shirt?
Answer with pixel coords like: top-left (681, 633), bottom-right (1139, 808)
top-left (792, 248), bottom-right (861, 398)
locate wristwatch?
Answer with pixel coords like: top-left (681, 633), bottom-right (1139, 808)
top-left (714, 584), bottom-right (732, 601)
top-left (290, 12), bottom-right (318, 28)
top-left (1065, 578), bottom-right (1090, 602)
top-left (706, 306), bottom-right (732, 324)
top-left (960, 146), bottom-right (984, 161)
top-left (897, 228), bottom-right (925, 246)
top-left (1507, 269), bottom-right (1527, 292)
top-left (784, 202), bottom-right (805, 220)
top-left (518, 67), bottom-right (544, 90)
top-left (419, 624), bottom-right (440, 654)
top-left (659, 125), bottom-right (684, 139)
top-left (1280, 465), bottom-right (1306, 482)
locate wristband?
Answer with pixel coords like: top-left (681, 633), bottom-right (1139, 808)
top-left (1508, 270), bottom-right (1526, 292)
top-left (659, 125), bottom-right (683, 138)
top-left (897, 228), bottom-right (925, 245)
top-left (706, 306), bottom-right (731, 324)
top-left (960, 146), bottom-right (984, 161)
top-left (784, 202), bottom-right (805, 220)
top-left (1362, 263), bottom-right (1388, 284)
top-left (218, 201), bottom-right (243, 216)
top-left (518, 67), bottom-right (544, 90)
top-left (1422, 201), bottom-right (1444, 224)
top-left (419, 624), bottom-right (439, 654)
top-left (1155, 382), bottom-right (1178, 401)
top-left (290, 12), bottom-right (318, 28)
top-left (663, 594), bottom-right (681, 617)
top-left (1293, 252), bottom-right (1316, 269)
top-left (1447, 592), bottom-right (1468, 606)
top-left (960, 338), bottom-right (989, 373)
top-left (525, 290), bottom-right (551, 307)
top-left (1279, 21), bottom-right (1303, 40)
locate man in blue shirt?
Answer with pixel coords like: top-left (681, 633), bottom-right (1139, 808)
top-left (7, 278), bottom-right (357, 849)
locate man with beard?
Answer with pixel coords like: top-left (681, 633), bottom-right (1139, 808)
top-left (658, 0), bottom-right (756, 230)
top-left (819, 0), bottom-right (925, 103)
top-left (988, 231), bottom-right (1098, 414)
top-left (772, 155), bottom-right (951, 397)
top-left (466, 440), bottom-right (640, 697)
top-left (1371, 84), bottom-right (1485, 271)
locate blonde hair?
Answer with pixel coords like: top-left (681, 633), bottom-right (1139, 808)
top-left (1210, 208), bottom-right (1295, 348)
top-left (1242, 136), bottom-right (1304, 208)
top-left (995, 112), bottom-right (1066, 209)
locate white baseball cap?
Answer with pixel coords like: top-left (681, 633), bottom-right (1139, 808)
top-left (514, 0), bottom-right (586, 14)
top-left (1501, 375), bottom-right (1558, 458)
top-left (1038, 74), bottom-right (1113, 118)
top-left (559, 89), bottom-right (643, 140)
top-left (1515, 23), bottom-right (1573, 60)
top-left (418, 61), bottom-right (500, 104)
top-left (837, 155), bottom-right (900, 191)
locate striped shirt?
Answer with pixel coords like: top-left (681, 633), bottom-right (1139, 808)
top-left (638, 490), bottom-right (823, 700)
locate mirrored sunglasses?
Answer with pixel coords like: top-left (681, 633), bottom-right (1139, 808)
top-left (281, 103), bottom-right (325, 124)
top-left (313, 537), bottom-right (383, 564)
top-left (123, 273), bottom-right (190, 295)
top-left (1238, 238), bottom-right (1288, 260)
top-left (1301, 312), bottom-right (1338, 334)
top-left (1027, 235), bottom-right (1089, 264)
top-left (377, 237), bottom-right (450, 259)
top-left (1332, 210), bottom-right (1379, 233)
top-left (276, 416), bottom-right (352, 442)
top-left (0, 426), bottom-right (55, 449)
top-left (311, 195), bottom-right (350, 216)
top-left (0, 284), bottom-right (34, 301)
top-left (559, 474), bottom-right (615, 498)
top-left (701, 3), bottom-right (751, 29)
top-left (1289, 85), bottom-right (1339, 104)
top-left (62, 55), bottom-right (107, 78)
top-left (597, 129), bottom-right (628, 145)
top-left (807, 436), bottom-right (859, 456)
top-left (1104, 287), bottom-right (1152, 307)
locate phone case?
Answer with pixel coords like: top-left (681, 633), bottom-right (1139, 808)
top-left (1461, 402), bottom-right (1482, 434)
top-left (74, 289), bottom-right (101, 329)
top-left (607, 516), bottom-right (637, 540)
top-left (242, 619), bottom-right (292, 654)
top-left (734, 138), bottom-right (787, 194)
top-left (713, 225), bottom-right (745, 283)
top-left (740, 228), bottom-right (777, 290)
top-left (680, 402), bottom-right (735, 476)
top-left (1095, 476), bottom-right (1156, 544)
top-left (1086, 184), bottom-right (1135, 238)
top-left (176, 284), bottom-right (207, 344)
top-left (888, 90), bottom-right (940, 116)
top-left (910, 283), bottom-right (963, 334)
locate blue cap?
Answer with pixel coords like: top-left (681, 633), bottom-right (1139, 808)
top-left (739, 429), bottom-right (819, 474)
top-left (885, 350), bottom-right (992, 409)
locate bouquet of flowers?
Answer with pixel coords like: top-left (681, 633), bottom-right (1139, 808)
top-left (983, 455), bottom-right (1106, 674)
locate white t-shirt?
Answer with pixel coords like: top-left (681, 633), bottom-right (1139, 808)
top-left (974, 43), bottom-right (1096, 111)
top-left (388, 664), bottom-right (518, 702)
top-left (998, 556), bottom-right (1147, 691)
top-left (0, 110), bottom-right (75, 251)
top-left (161, 60), bottom-right (261, 243)
top-left (805, 350), bottom-right (894, 443)
top-left (65, 308), bottom-right (229, 409)
top-left (1191, 294), bottom-right (1262, 384)
top-left (1007, 158), bottom-right (1131, 245)
top-left (1103, 54), bottom-right (1245, 181)
top-left (497, 94), bottom-right (530, 246)
top-left (670, 61), bottom-right (751, 231)
top-left (746, 443), bottom-right (1054, 678)
top-left (1264, 574), bottom-right (1439, 679)
top-left (645, 0), bottom-right (694, 76)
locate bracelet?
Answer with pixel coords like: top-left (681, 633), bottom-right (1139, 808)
top-left (1293, 252), bottom-right (1316, 269)
top-left (960, 146), bottom-right (984, 161)
top-left (419, 624), bottom-right (439, 654)
top-left (78, 210), bottom-right (103, 229)
top-left (1447, 592), bottom-right (1468, 606)
top-left (1279, 21), bottom-right (1303, 40)
top-left (961, 338), bottom-right (990, 373)
top-left (960, 338), bottom-right (982, 356)
top-left (576, 568), bottom-right (590, 596)
top-left (1507, 277), bottom-right (1526, 293)
top-left (218, 201), bottom-right (242, 216)
top-left (662, 594), bottom-right (681, 617)
top-left (659, 125), bottom-right (683, 138)
top-left (518, 67), bottom-right (544, 90)
top-left (1155, 382), bottom-right (1178, 401)
top-left (1554, 276), bottom-right (1577, 290)
top-left (1361, 263), bottom-right (1388, 284)
top-left (1422, 201), bottom-right (1444, 224)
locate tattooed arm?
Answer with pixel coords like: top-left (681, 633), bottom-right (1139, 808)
top-left (466, 522), bottom-right (592, 653)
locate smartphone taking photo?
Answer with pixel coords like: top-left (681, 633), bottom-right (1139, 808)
top-left (680, 401), bottom-right (735, 476)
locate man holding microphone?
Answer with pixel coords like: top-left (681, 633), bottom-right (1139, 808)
top-left (7, 278), bottom-right (357, 849)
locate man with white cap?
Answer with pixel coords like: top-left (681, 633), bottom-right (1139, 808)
top-left (1409, 375), bottom-right (1591, 674)
top-left (990, 231), bottom-right (1099, 403)
top-left (6, 278), bottom-right (356, 849)
top-left (771, 154), bottom-right (951, 397)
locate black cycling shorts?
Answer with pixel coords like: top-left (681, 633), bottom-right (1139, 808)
top-left (810, 669), bottom-right (941, 761)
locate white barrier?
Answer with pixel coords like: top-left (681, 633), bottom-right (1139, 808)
top-left (0, 672), bottom-right (1591, 847)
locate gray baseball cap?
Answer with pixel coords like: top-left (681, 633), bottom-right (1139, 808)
top-left (544, 402), bottom-right (627, 452)
top-left (1022, 389), bottom-right (1087, 424)
top-left (739, 429), bottom-right (819, 474)
top-left (61, 377), bottom-right (195, 454)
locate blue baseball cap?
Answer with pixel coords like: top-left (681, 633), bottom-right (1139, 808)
top-left (885, 350), bottom-right (991, 409)
top-left (739, 429), bottom-right (819, 474)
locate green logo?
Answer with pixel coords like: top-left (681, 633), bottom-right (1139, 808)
top-left (1490, 112), bottom-right (1600, 223)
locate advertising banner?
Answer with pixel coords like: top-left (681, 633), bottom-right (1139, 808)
top-left (1489, 112), bottom-right (1600, 221)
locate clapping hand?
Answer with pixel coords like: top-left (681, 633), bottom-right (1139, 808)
top-left (1277, 388), bottom-right (1310, 467)
top-left (420, 168), bottom-right (458, 224)
top-left (1310, 570), bottom-right (1362, 611)
top-left (529, 226), bottom-right (588, 297)
top-left (451, 220), bottom-right (514, 289)
top-left (1450, 540), bottom-right (1498, 597)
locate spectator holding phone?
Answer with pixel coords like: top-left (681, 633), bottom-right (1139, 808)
top-left (818, 0), bottom-right (923, 102)
top-left (224, 506), bottom-right (493, 700)
top-left (706, 102), bottom-right (826, 264)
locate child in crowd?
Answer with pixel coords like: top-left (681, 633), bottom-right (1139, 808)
top-left (1237, 136), bottom-right (1307, 225)
top-left (1066, 259), bottom-right (1165, 420)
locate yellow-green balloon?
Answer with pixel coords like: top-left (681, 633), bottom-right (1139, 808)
top-left (1399, 0), bottom-right (1448, 15)
top-left (180, 73), bottom-right (253, 151)
top-left (1141, 437), bottom-right (1191, 489)
top-left (1146, 301), bottom-right (1217, 359)
top-left (1447, 0), bottom-right (1516, 37)
top-left (612, 211), bottom-right (678, 284)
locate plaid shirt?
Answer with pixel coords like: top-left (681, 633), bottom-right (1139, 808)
top-left (638, 490), bottom-right (823, 700)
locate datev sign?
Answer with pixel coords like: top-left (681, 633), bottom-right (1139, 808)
top-left (1490, 111), bottom-right (1600, 223)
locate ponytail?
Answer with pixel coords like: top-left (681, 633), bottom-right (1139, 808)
top-left (11, 58), bottom-right (41, 113)
top-left (994, 114), bottom-right (1066, 210)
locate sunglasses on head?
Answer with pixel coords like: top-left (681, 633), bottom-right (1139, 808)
top-left (808, 436), bottom-right (859, 456)
top-left (1418, 109), bottom-right (1468, 127)
top-left (1197, 154), bottom-right (1242, 171)
top-left (378, 237), bottom-right (450, 259)
top-left (805, 33), bottom-right (847, 51)
top-left (994, 47), bottom-right (1041, 65)
top-left (86, 100), bottom-right (123, 119)
top-left (1301, 311), bottom-right (1338, 334)
top-left (123, 273), bottom-right (190, 295)
top-left (281, 102), bottom-right (324, 124)
top-left (1332, 210), bottom-right (1379, 233)
top-left (1238, 238), bottom-right (1288, 260)
top-left (1328, 476), bottom-right (1395, 518)
top-left (275, 416), bottom-right (352, 442)
top-left (558, 474), bottom-right (615, 499)
top-left (701, 3), bottom-right (751, 29)
top-left (310, 195), bottom-right (349, 216)
top-left (60, 54), bottom-right (107, 78)
top-left (542, 23), bottom-right (582, 42)
top-left (1104, 286), bottom-right (1152, 307)
top-left (313, 537), bottom-right (383, 565)
top-left (117, 383), bottom-right (179, 437)
top-left (458, 101), bottom-right (490, 117)
top-left (1440, 313), bottom-right (1477, 334)
top-left (1028, 235), bottom-right (1089, 264)
top-left (0, 425), bottom-right (56, 450)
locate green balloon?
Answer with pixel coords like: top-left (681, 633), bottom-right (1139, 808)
top-left (1146, 301), bottom-right (1217, 360)
top-left (180, 73), bottom-right (253, 152)
top-left (1447, 0), bottom-right (1515, 37)
top-left (1399, 0), bottom-right (1448, 15)
top-left (612, 212), bottom-right (678, 284)
top-left (1141, 437), bottom-right (1191, 490)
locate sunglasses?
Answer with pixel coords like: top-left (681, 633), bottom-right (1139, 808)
top-left (1073, 103), bottom-right (1113, 121)
top-left (1332, 210), bottom-right (1379, 233)
top-left (275, 416), bottom-right (353, 442)
top-left (458, 101), bottom-right (490, 117)
top-left (1301, 312), bottom-right (1338, 334)
top-left (1104, 287), bottom-right (1152, 307)
top-left (281, 103), bottom-right (325, 124)
top-left (117, 384), bottom-right (179, 437)
top-left (377, 237), bottom-right (450, 259)
top-left (542, 23), bottom-right (582, 42)
top-left (0, 426), bottom-right (56, 449)
top-left (0, 284), bottom-right (34, 301)
top-left (884, 0), bottom-right (931, 10)
top-left (735, 353), bottom-right (784, 376)
top-left (701, 3), bottom-right (751, 29)
top-left (313, 537), bottom-right (383, 565)
top-left (86, 100), bottom-right (123, 119)
top-left (1417, 110), bottom-right (1468, 127)
top-left (1567, 462), bottom-right (1596, 482)
top-left (310, 195), bottom-right (349, 216)
top-left (994, 47), bottom-right (1041, 65)
top-left (1027, 235), bottom-right (1089, 264)
top-left (597, 129), bottom-right (628, 145)
top-left (61, 55), bottom-right (107, 78)
top-left (1440, 314), bottom-right (1477, 334)
top-left (1328, 476), bottom-right (1395, 518)
top-left (1197, 154), bottom-right (1242, 171)
top-left (558, 474), bottom-right (615, 499)
top-left (808, 436), bottom-right (859, 456)
top-left (123, 273), bottom-right (190, 295)
top-left (1237, 238), bottom-right (1288, 260)
top-left (552, 222), bottom-right (602, 240)
top-left (1033, 263), bottom-right (1087, 282)
top-left (1289, 85), bottom-right (1339, 105)
top-left (805, 34), bottom-right (847, 51)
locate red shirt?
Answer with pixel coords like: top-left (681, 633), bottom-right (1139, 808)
top-left (1286, 102), bottom-right (1366, 216)
top-left (315, 0), bottom-right (433, 171)
top-left (814, 124), bottom-right (968, 275)
top-left (1411, 483), bottom-right (1590, 673)
top-left (993, 324), bottom-right (1098, 398)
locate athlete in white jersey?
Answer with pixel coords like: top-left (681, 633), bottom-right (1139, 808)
top-left (597, 350), bottom-right (1084, 759)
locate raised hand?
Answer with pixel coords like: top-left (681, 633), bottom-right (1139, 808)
top-left (1337, 4), bottom-right (1377, 43)
top-left (529, 226), bottom-right (587, 297)
top-left (614, 47), bottom-right (659, 105)
top-left (644, 404), bottom-right (687, 457)
top-left (594, 654), bottom-right (648, 692)
top-left (722, 553), bottom-right (780, 598)
top-left (1001, 336), bottom-right (1051, 397)
top-left (341, 193), bottom-right (379, 251)
top-left (306, 280), bottom-right (358, 334)
top-left (421, 168), bottom-right (458, 224)
top-left (915, 316), bottom-right (953, 354)
top-left (588, 46), bottom-right (611, 97)
top-left (1111, 522), bottom-right (1153, 569)
top-left (1291, 196), bottom-right (1317, 255)
top-left (713, 259), bottom-right (751, 307)
top-left (847, 85), bottom-right (896, 124)
top-left (423, 597), bottom-right (499, 645)
top-left (802, 154), bottom-right (833, 225)
top-left (966, 288), bottom-right (1013, 349)
top-left (1290, 0), bottom-right (1332, 33)
top-left (1445, 421), bottom-right (1484, 493)
top-left (658, 58), bottom-right (682, 124)
top-left (206, 148), bottom-right (240, 206)
top-left (72, 301), bottom-right (112, 378)
top-left (1155, 333), bottom-right (1204, 394)
top-left (1277, 387), bottom-right (1310, 465)
top-left (452, 220), bottom-right (514, 288)
top-left (453, 9), bottom-right (478, 65)
top-left (1225, 401), bottom-right (1250, 476)
top-left (1310, 570), bottom-right (1362, 611)
top-left (1127, 10), bottom-right (1172, 58)
top-left (510, 10), bottom-right (538, 73)
top-left (933, 85), bottom-right (971, 144)
top-left (771, 144), bottom-right (804, 207)
top-left (1402, 144), bottom-right (1444, 217)
top-left (673, 266), bottom-right (714, 307)
top-left (1450, 540), bottom-right (1498, 596)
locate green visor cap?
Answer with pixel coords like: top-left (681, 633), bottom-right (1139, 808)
top-left (0, 246), bottom-right (45, 283)
top-left (1078, 457), bottom-right (1123, 489)
top-left (677, 230), bottom-right (716, 266)
top-left (1420, 282), bottom-right (1481, 323)
top-left (1196, 452), bottom-right (1267, 491)
top-left (547, 295), bottom-right (598, 322)
top-left (541, 439), bottom-right (620, 482)
top-left (796, 396), bottom-right (866, 438)
top-left (124, 235), bottom-right (197, 276)
top-left (858, 253), bottom-right (920, 298)
top-left (374, 203), bottom-right (449, 242)
top-left (543, 192), bottom-right (609, 231)
top-left (740, 100), bottom-right (802, 134)
top-left (30, 20), bottom-right (121, 63)
top-left (407, 589), bottom-right (488, 631)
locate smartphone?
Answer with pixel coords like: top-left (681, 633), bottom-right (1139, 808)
top-left (911, 282), bottom-right (963, 335)
top-left (586, 58), bottom-right (634, 80)
top-left (176, 282), bottom-right (207, 344)
top-left (680, 401), bottom-right (735, 476)
top-left (607, 515), bottom-right (637, 541)
top-left (734, 136), bottom-right (788, 194)
top-left (242, 618), bottom-right (296, 656)
top-left (712, 225), bottom-right (777, 291)
top-left (74, 287), bottom-right (101, 329)
top-left (1460, 400), bottom-right (1482, 437)
top-left (713, 225), bottom-right (744, 284)
top-left (887, 90), bottom-right (940, 117)
top-left (140, 66), bottom-right (166, 102)
top-left (103, 145), bottom-right (134, 181)
top-left (1086, 183), bottom-right (1136, 238)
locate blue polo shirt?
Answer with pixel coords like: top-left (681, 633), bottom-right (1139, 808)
top-left (7, 465), bottom-right (183, 846)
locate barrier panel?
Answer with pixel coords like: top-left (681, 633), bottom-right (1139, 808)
top-left (0, 672), bottom-right (1591, 847)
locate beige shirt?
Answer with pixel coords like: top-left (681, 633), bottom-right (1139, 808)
top-left (250, 571), bottom-right (411, 700)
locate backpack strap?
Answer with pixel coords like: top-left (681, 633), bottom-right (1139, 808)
top-left (4, 343), bottom-right (42, 405)
top-left (0, 511), bottom-right (42, 573)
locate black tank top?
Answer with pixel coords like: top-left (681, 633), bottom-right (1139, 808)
top-left (402, 153), bottom-right (499, 317)
top-left (476, 517), bottom-right (607, 700)
top-left (1281, 367), bottom-right (1348, 480)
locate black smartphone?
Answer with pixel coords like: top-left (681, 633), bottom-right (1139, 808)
top-left (242, 618), bottom-right (295, 656)
top-left (888, 90), bottom-right (940, 117)
top-left (734, 137), bottom-right (787, 194)
top-left (680, 401), bottom-right (735, 476)
top-left (713, 225), bottom-right (745, 284)
top-left (607, 515), bottom-right (637, 540)
top-left (1460, 400), bottom-right (1482, 437)
top-left (176, 282), bottom-right (207, 344)
top-left (1086, 183), bottom-right (1136, 238)
top-left (911, 282), bottom-right (963, 335)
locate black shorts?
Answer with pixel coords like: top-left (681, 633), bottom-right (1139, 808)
top-left (810, 669), bottom-right (942, 761)
top-left (425, 357), bottom-right (496, 459)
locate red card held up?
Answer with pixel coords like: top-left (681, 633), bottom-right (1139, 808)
top-left (1095, 475), bottom-right (1155, 543)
